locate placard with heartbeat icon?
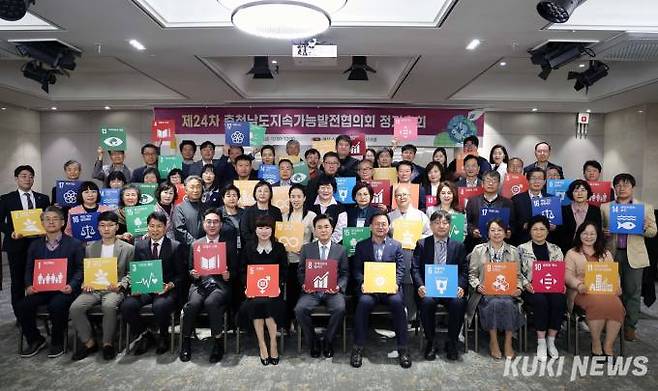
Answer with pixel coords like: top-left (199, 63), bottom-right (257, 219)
top-left (129, 259), bottom-right (163, 294)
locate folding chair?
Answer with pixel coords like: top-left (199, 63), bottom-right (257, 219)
top-left (177, 309), bottom-right (229, 353)
top-left (296, 305), bottom-right (348, 353)
top-left (72, 303), bottom-right (124, 353)
top-left (572, 306), bottom-right (624, 356)
top-left (18, 304), bottom-right (69, 354)
top-left (124, 304), bottom-right (176, 353)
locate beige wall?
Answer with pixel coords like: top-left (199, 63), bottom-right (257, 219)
top-left (0, 106), bottom-right (41, 195)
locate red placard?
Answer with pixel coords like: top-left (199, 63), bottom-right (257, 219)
top-left (458, 186), bottom-right (484, 210)
top-left (367, 180), bottom-right (391, 207)
top-left (151, 119), bottom-right (176, 142)
top-left (393, 116), bottom-right (418, 141)
top-left (501, 174), bottom-right (529, 199)
top-left (425, 195), bottom-right (437, 208)
top-left (175, 183), bottom-right (186, 205)
top-left (193, 242), bottom-right (227, 276)
top-left (350, 134), bottom-right (367, 156)
top-left (531, 261), bottom-right (565, 293)
top-left (33, 258), bottom-right (67, 292)
top-left (246, 264), bottom-right (280, 298)
top-left (304, 259), bottom-right (338, 292)
top-left (587, 181), bottom-right (612, 207)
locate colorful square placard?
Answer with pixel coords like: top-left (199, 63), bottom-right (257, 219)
top-left (193, 242), bottom-right (227, 275)
top-left (33, 258), bottom-right (67, 292)
top-left (425, 264), bottom-right (458, 298)
top-left (246, 264), bottom-right (280, 298)
top-left (304, 259), bottom-right (338, 293)
top-left (585, 262), bottom-right (620, 295)
top-left (483, 262), bottom-right (517, 296)
top-left (531, 261), bottom-right (565, 293)
top-left (129, 259), bottom-right (163, 294)
top-left (84, 257), bottom-right (118, 290)
top-left (363, 262), bottom-right (397, 294)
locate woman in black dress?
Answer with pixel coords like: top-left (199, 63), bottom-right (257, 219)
top-left (239, 180), bottom-right (283, 244)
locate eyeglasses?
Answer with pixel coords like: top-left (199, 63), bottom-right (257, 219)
top-left (395, 193), bottom-right (410, 198)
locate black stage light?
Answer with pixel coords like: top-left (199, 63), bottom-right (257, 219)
top-left (16, 41), bottom-right (78, 71)
top-left (537, 0), bottom-right (586, 23)
top-left (530, 42), bottom-right (587, 80)
top-left (568, 60), bottom-right (609, 92)
top-left (344, 56), bottom-right (376, 81)
top-left (0, 0), bottom-right (35, 21)
top-left (22, 60), bottom-right (59, 93)
top-left (247, 56), bottom-right (273, 79)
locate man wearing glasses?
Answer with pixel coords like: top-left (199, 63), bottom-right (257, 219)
top-left (305, 152), bottom-right (342, 210)
top-left (512, 167), bottom-right (550, 245)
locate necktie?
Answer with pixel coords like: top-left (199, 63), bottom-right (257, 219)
top-left (320, 245), bottom-right (327, 261)
top-left (152, 242), bottom-right (159, 258)
top-left (436, 241), bottom-right (447, 264)
top-left (24, 193), bottom-right (34, 209)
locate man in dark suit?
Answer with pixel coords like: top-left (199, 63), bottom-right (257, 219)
top-left (465, 170), bottom-right (514, 251)
top-left (304, 152), bottom-right (341, 210)
top-left (336, 135), bottom-right (359, 178)
top-left (0, 165), bottom-right (50, 318)
top-left (350, 211), bottom-right (411, 369)
top-left (130, 143), bottom-right (160, 183)
top-left (412, 210), bottom-right (467, 361)
top-left (399, 144), bottom-right (426, 184)
top-left (120, 211), bottom-right (186, 355)
top-left (295, 214), bottom-right (349, 358)
top-left (512, 167), bottom-right (549, 245)
top-left (185, 141), bottom-right (224, 179)
top-left (523, 141), bottom-right (563, 177)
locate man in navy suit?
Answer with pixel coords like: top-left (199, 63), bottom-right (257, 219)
top-left (412, 210), bottom-right (467, 361)
top-left (511, 167), bottom-right (549, 245)
top-left (0, 165), bottom-right (50, 318)
top-left (130, 143), bottom-right (160, 183)
top-left (350, 211), bottom-right (411, 369)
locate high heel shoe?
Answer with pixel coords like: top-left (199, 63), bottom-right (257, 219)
top-left (269, 356), bottom-right (280, 365)
top-left (260, 356), bottom-right (270, 366)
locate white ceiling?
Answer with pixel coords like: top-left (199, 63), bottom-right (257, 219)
top-left (0, 0), bottom-right (656, 113)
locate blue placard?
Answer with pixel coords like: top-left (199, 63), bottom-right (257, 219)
top-left (531, 196), bottom-right (563, 225)
top-left (55, 180), bottom-right (81, 207)
top-left (609, 203), bottom-right (644, 235)
top-left (546, 179), bottom-right (574, 206)
top-left (334, 177), bottom-right (357, 204)
top-left (225, 121), bottom-right (251, 146)
top-left (70, 212), bottom-right (101, 242)
top-left (100, 188), bottom-right (120, 209)
top-left (258, 164), bottom-right (280, 185)
top-left (478, 207), bottom-right (510, 240)
top-left (425, 264), bottom-right (458, 298)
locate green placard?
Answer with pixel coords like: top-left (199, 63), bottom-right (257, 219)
top-left (250, 124), bottom-right (266, 147)
top-left (124, 204), bottom-right (155, 236)
top-left (158, 155), bottom-right (182, 178)
top-left (343, 227), bottom-right (371, 257)
top-left (136, 183), bottom-right (157, 205)
top-left (291, 162), bottom-right (309, 186)
top-left (99, 127), bottom-right (127, 151)
top-left (449, 212), bottom-right (466, 243)
top-left (129, 259), bottom-right (163, 294)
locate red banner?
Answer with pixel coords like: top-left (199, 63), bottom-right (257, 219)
top-left (458, 186), bottom-right (484, 210)
top-left (588, 181), bottom-right (612, 207)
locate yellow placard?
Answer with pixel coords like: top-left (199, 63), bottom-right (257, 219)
top-left (312, 139), bottom-right (336, 158)
top-left (363, 262), bottom-right (397, 294)
top-left (391, 183), bottom-right (420, 209)
top-left (373, 168), bottom-right (398, 184)
top-left (11, 209), bottom-right (45, 237)
top-left (272, 186), bottom-right (291, 215)
top-left (392, 219), bottom-right (423, 250)
top-left (83, 257), bottom-right (118, 290)
top-left (275, 221), bottom-right (305, 253)
top-left (278, 155), bottom-right (301, 164)
top-left (233, 180), bottom-right (259, 208)
top-left (585, 262), bottom-right (620, 295)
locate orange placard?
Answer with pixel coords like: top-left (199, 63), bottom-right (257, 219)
top-left (233, 180), bottom-right (259, 208)
top-left (391, 183), bottom-right (420, 209)
top-left (483, 262), bottom-right (518, 296)
top-left (174, 183), bottom-right (186, 205)
top-left (275, 221), bottom-right (304, 253)
top-left (584, 262), bottom-right (620, 295)
top-left (373, 168), bottom-right (398, 184)
top-left (246, 264), bottom-right (280, 298)
top-left (312, 139), bottom-right (336, 158)
top-left (271, 186), bottom-right (290, 215)
top-left (455, 151), bottom-right (464, 176)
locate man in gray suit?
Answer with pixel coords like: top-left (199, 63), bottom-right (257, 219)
top-left (70, 211), bottom-right (135, 361)
top-left (294, 214), bottom-right (349, 358)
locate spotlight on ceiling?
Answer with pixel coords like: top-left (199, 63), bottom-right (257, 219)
top-left (344, 56), bottom-right (376, 81)
top-left (0, 0), bottom-right (35, 22)
top-left (568, 60), bottom-right (609, 92)
top-left (15, 40), bottom-right (80, 71)
top-left (247, 56), bottom-right (274, 79)
top-left (536, 0), bottom-right (586, 23)
top-left (22, 60), bottom-right (61, 93)
top-left (530, 42), bottom-right (589, 80)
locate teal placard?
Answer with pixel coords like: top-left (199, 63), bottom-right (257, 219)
top-left (158, 155), bottom-right (182, 178)
top-left (124, 204), bottom-right (155, 236)
top-left (291, 162), bottom-right (309, 186)
top-left (449, 212), bottom-right (466, 243)
top-left (99, 127), bottom-right (126, 151)
top-left (250, 124), bottom-right (266, 147)
top-left (343, 227), bottom-right (371, 257)
top-left (129, 259), bottom-right (163, 294)
top-left (136, 183), bottom-right (157, 205)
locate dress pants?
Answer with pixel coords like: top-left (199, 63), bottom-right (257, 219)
top-left (353, 291), bottom-right (408, 348)
top-left (617, 250), bottom-right (643, 329)
top-left (70, 291), bottom-right (124, 345)
top-left (8, 250), bottom-right (28, 318)
top-left (294, 292), bottom-right (345, 346)
top-left (17, 291), bottom-right (76, 345)
top-left (419, 296), bottom-right (466, 343)
top-left (522, 292), bottom-right (565, 332)
top-left (120, 293), bottom-right (176, 336)
top-left (181, 285), bottom-right (230, 338)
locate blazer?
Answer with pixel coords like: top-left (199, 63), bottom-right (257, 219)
top-left (186, 159), bottom-right (222, 178)
top-left (130, 165), bottom-right (157, 183)
top-left (86, 239), bottom-right (135, 290)
top-left (25, 234), bottom-right (85, 293)
top-left (523, 161), bottom-right (563, 177)
top-left (465, 194), bottom-right (515, 238)
top-left (297, 240), bottom-right (349, 293)
top-left (411, 236), bottom-right (467, 291)
top-left (0, 190), bottom-right (50, 252)
top-left (346, 204), bottom-right (379, 227)
top-left (132, 237), bottom-right (186, 291)
top-left (352, 237), bottom-right (405, 289)
top-left (188, 235), bottom-right (238, 289)
top-left (239, 204), bottom-right (283, 245)
top-left (511, 191), bottom-right (549, 245)
top-left (337, 156), bottom-right (359, 178)
top-left (564, 248), bottom-right (615, 311)
top-left (455, 177), bottom-right (483, 188)
top-left (554, 203), bottom-right (602, 255)
top-left (516, 240), bottom-right (564, 288)
top-left (600, 200), bottom-right (657, 269)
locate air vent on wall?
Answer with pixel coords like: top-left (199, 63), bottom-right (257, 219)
top-left (595, 33), bottom-right (658, 62)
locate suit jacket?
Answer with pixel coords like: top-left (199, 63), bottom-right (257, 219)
top-left (0, 190), bottom-right (50, 253)
top-left (465, 194), bottom-right (514, 239)
top-left (523, 161), bottom-right (563, 176)
top-left (86, 239), bottom-right (135, 290)
top-left (185, 159), bottom-right (222, 179)
top-left (511, 191), bottom-right (548, 245)
top-left (25, 234), bottom-right (85, 293)
top-left (338, 156), bottom-right (359, 178)
top-left (601, 200), bottom-right (657, 269)
top-left (297, 240), bottom-right (349, 293)
top-left (411, 236), bottom-right (467, 290)
top-left (352, 237), bottom-right (405, 289)
top-left (132, 237), bottom-right (186, 290)
top-left (346, 205), bottom-right (379, 227)
top-left (188, 235), bottom-right (238, 290)
top-left (554, 203), bottom-right (602, 255)
top-left (456, 178), bottom-right (483, 188)
top-left (130, 165), bottom-right (157, 183)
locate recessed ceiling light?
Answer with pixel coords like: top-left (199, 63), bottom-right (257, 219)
top-left (499, 61), bottom-right (507, 67)
top-left (579, 63), bottom-right (586, 68)
top-left (50, 106), bottom-right (57, 110)
top-left (1, 107), bottom-right (6, 111)
top-left (129, 39), bottom-right (146, 51)
top-left (271, 60), bottom-right (278, 64)
top-left (586, 109), bottom-right (591, 113)
top-left (466, 39), bottom-right (481, 50)
top-left (638, 110), bottom-right (644, 113)
top-left (104, 106), bottom-right (111, 110)
top-left (532, 108), bottom-right (539, 112)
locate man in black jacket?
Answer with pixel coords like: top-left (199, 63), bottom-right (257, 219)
top-left (465, 170), bottom-right (514, 251)
top-left (131, 143), bottom-right (160, 183)
top-left (336, 135), bottom-right (359, 178)
top-left (512, 167), bottom-right (549, 245)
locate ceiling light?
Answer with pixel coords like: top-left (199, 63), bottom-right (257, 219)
top-left (247, 56), bottom-right (274, 79)
top-left (578, 63), bottom-right (586, 68)
top-left (129, 39), bottom-right (146, 51)
top-left (537, 0), bottom-right (586, 24)
top-left (344, 56), bottom-right (376, 81)
top-left (50, 106), bottom-right (57, 110)
top-left (22, 60), bottom-right (60, 93)
top-left (532, 108), bottom-right (539, 112)
top-left (271, 60), bottom-right (277, 64)
top-left (638, 110), bottom-right (644, 114)
top-left (466, 39), bottom-right (481, 50)
top-left (0, 0), bottom-right (34, 21)
top-left (499, 61), bottom-right (507, 66)
top-left (586, 109), bottom-right (591, 113)
top-left (219, 1), bottom-right (347, 40)
top-left (1, 107), bottom-right (6, 110)
top-left (104, 106), bottom-right (111, 110)
top-left (568, 60), bottom-right (609, 92)
top-left (530, 42), bottom-right (589, 80)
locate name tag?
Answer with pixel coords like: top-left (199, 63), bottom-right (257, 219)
top-left (356, 218), bottom-right (366, 228)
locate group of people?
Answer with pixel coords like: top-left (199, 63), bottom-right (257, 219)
top-left (0, 133), bottom-right (655, 369)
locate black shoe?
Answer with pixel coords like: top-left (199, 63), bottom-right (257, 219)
top-left (156, 333), bottom-right (170, 355)
top-left (209, 338), bottom-right (224, 363)
top-left (20, 336), bottom-right (47, 358)
top-left (350, 346), bottom-right (363, 368)
top-left (269, 356), bottom-right (280, 365)
top-left (445, 341), bottom-right (458, 361)
top-left (424, 340), bottom-right (436, 361)
top-left (322, 339), bottom-right (334, 358)
top-left (260, 356), bottom-right (270, 366)
top-left (134, 331), bottom-right (154, 355)
top-left (72, 343), bottom-right (98, 361)
top-left (310, 338), bottom-right (321, 358)
top-left (399, 350), bottom-right (412, 368)
top-left (48, 343), bottom-right (65, 358)
top-left (102, 345), bottom-right (116, 360)
top-left (179, 337), bottom-right (192, 362)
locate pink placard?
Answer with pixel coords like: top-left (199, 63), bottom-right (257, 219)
top-left (393, 116), bottom-right (418, 141)
top-left (531, 261), bottom-right (565, 293)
